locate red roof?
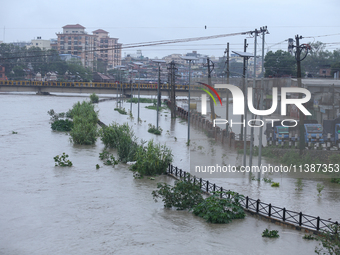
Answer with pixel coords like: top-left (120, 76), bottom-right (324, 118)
top-left (93, 29), bottom-right (108, 34)
top-left (62, 24), bottom-right (85, 29)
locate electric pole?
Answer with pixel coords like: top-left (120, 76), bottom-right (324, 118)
top-left (207, 57), bottom-right (215, 121)
top-left (249, 29), bottom-right (258, 168)
top-left (294, 34), bottom-right (311, 155)
top-left (225, 43), bottom-right (230, 135)
top-left (240, 39), bottom-right (248, 141)
top-left (168, 61), bottom-right (177, 119)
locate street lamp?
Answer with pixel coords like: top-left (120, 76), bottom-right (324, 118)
top-left (151, 59), bottom-right (166, 130)
top-left (232, 51), bottom-right (253, 167)
top-left (180, 56), bottom-right (198, 145)
top-left (133, 62), bottom-right (143, 122)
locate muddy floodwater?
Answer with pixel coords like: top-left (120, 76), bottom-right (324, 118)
top-left (0, 93), bottom-right (334, 254)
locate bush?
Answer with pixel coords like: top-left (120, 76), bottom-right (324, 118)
top-left (152, 180), bottom-right (204, 210)
top-left (262, 229), bottom-right (279, 238)
top-left (315, 224), bottom-right (340, 254)
top-left (192, 191), bottom-right (245, 224)
top-left (99, 122), bottom-right (138, 163)
top-left (54, 153), bottom-right (73, 167)
top-left (69, 101), bottom-right (98, 145)
top-left (271, 182), bottom-right (280, 187)
top-left (90, 93), bottom-right (99, 103)
top-left (114, 107), bottom-right (127, 115)
top-left (51, 119), bottom-right (73, 131)
top-left (148, 123), bottom-right (163, 135)
top-left (130, 140), bottom-right (173, 177)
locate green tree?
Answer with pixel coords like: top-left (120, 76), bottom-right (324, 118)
top-left (264, 50), bottom-right (296, 77)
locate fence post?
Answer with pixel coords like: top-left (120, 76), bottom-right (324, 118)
top-left (268, 204), bottom-right (272, 217)
top-left (213, 183), bottom-right (216, 193)
top-left (180, 169), bottom-right (182, 178)
top-left (200, 178), bottom-right (202, 190)
top-left (193, 177), bottom-right (196, 185)
top-left (175, 167), bottom-right (178, 176)
top-left (246, 196), bottom-right (249, 209)
top-left (256, 199), bottom-right (260, 213)
top-left (316, 216), bottom-right (320, 231)
top-left (183, 171), bottom-right (186, 180)
top-left (283, 208), bottom-right (286, 221)
top-left (206, 180), bottom-right (209, 193)
top-left (299, 212), bottom-right (303, 226)
top-left (220, 187), bottom-right (223, 198)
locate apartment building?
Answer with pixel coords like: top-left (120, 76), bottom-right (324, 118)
top-left (56, 24), bottom-right (96, 69)
top-left (93, 29), bottom-right (122, 69)
top-left (56, 24), bottom-right (121, 70)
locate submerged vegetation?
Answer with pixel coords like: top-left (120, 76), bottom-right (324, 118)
top-left (114, 107), bottom-right (128, 115)
top-left (152, 180), bottom-right (245, 224)
top-left (54, 153), bottom-right (73, 167)
top-left (69, 101), bottom-right (98, 145)
top-left (147, 123), bottom-right (163, 135)
top-left (90, 93), bottom-right (99, 104)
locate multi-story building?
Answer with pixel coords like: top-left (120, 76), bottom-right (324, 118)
top-left (56, 24), bottom-right (97, 69)
top-left (29, 37), bottom-right (51, 50)
top-left (56, 24), bottom-right (121, 70)
top-left (92, 29), bottom-right (121, 69)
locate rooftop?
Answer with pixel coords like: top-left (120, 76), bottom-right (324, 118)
top-left (62, 24), bottom-right (85, 29)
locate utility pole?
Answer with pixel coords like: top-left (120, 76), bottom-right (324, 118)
top-left (249, 29), bottom-right (258, 168)
top-left (168, 61), bottom-right (177, 119)
top-left (295, 35), bottom-right (305, 155)
top-left (207, 57), bottom-right (215, 121)
top-left (258, 26), bottom-right (268, 178)
top-left (240, 39), bottom-right (248, 141)
top-left (225, 43), bottom-right (230, 135)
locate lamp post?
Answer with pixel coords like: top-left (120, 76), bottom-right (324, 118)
top-left (133, 62), bottom-right (143, 122)
top-left (180, 56), bottom-right (198, 145)
top-left (232, 51), bottom-right (253, 167)
top-left (151, 59), bottom-right (166, 130)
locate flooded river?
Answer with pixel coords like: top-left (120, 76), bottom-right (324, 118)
top-left (0, 93), bottom-right (333, 254)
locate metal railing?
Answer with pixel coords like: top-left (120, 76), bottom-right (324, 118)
top-left (167, 164), bottom-right (338, 233)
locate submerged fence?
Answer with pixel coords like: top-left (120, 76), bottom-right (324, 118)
top-left (167, 164), bottom-right (338, 234)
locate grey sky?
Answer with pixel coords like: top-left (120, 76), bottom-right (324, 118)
top-left (1, 0), bottom-right (340, 58)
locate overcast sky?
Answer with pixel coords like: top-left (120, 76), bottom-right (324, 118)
top-left (1, 0), bottom-right (340, 59)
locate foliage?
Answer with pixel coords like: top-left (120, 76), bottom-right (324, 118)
top-left (69, 101), bottom-right (98, 145)
top-left (192, 191), bottom-right (246, 224)
top-left (114, 107), bottom-right (128, 115)
top-left (152, 180), bottom-right (204, 210)
top-left (296, 178), bottom-right (304, 191)
top-left (145, 105), bottom-right (168, 111)
top-left (90, 93), bottom-right (99, 103)
top-left (0, 44), bottom-right (92, 81)
top-left (315, 224), bottom-right (340, 255)
top-left (303, 234), bottom-right (315, 240)
top-left (99, 122), bottom-right (138, 163)
top-left (262, 229), bottom-right (279, 238)
top-left (262, 177), bottom-right (273, 183)
top-left (264, 50), bottom-right (296, 77)
top-left (54, 153), bottom-right (73, 167)
top-left (271, 182), bottom-right (280, 187)
top-left (127, 98), bottom-right (157, 104)
top-left (331, 178), bottom-right (340, 184)
top-left (12, 131), bottom-right (18, 134)
top-left (148, 123), bottom-right (163, 135)
top-left (130, 140), bottom-right (173, 177)
top-left (51, 119), bottom-right (73, 131)
top-left (317, 183), bottom-right (325, 196)
top-left (99, 149), bottom-right (119, 166)
top-left (96, 164), bottom-right (100, 169)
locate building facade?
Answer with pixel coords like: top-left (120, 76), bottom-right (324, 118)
top-left (56, 24), bottom-right (121, 70)
top-left (93, 29), bottom-right (122, 69)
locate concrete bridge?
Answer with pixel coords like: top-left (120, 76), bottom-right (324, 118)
top-left (0, 80), bottom-right (223, 97)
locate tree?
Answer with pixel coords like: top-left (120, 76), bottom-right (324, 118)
top-left (264, 50), bottom-right (296, 77)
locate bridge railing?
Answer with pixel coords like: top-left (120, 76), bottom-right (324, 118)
top-left (0, 80), bottom-right (231, 92)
